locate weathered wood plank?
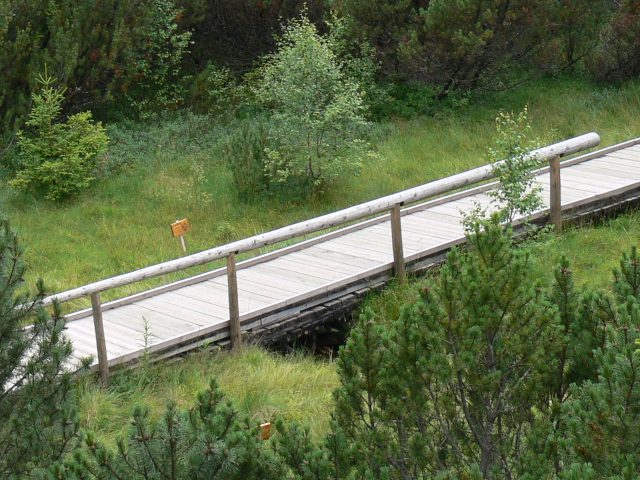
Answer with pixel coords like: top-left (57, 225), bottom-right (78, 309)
top-left (250, 263), bottom-right (334, 287)
top-left (109, 304), bottom-right (206, 337)
top-left (569, 163), bottom-right (640, 183)
top-left (294, 246), bottom-right (381, 270)
top-left (68, 319), bottom-right (140, 351)
top-left (318, 241), bottom-right (393, 262)
top-left (592, 156), bottom-right (640, 173)
top-left (554, 170), bottom-right (624, 190)
top-left (602, 150), bottom-right (640, 161)
top-left (283, 251), bottom-right (372, 276)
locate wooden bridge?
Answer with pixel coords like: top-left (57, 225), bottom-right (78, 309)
top-left (40, 133), bottom-right (640, 382)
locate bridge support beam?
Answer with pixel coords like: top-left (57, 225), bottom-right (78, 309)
top-left (227, 253), bottom-right (241, 349)
top-left (390, 204), bottom-right (406, 284)
top-left (91, 292), bottom-right (109, 385)
top-left (549, 154), bottom-right (563, 233)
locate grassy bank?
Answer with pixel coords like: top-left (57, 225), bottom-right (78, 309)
top-left (76, 345), bottom-right (338, 446)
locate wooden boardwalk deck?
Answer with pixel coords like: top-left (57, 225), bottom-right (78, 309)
top-left (59, 137), bottom-right (640, 372)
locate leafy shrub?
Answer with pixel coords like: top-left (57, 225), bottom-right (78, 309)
top-left (123, 0), bottom-right (193, 117)
top-left (0, 0), bottom-right (194, 133)
top-left (463, 106), bottom-right (542, 227)
top-left (587, 1), bottom-right (640, 82)
top-left (486, 106), bottom-right (543, 224)
top-left (252, 14), bottom-right (371, 197)
top-left (10, 71), bottom-right (109, 201)
top-left (187, 62), bottom-right (245, 116)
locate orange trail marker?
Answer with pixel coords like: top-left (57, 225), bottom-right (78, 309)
top-left (171, 219), bottom-right (190, 252)
top-left (260, 422), bottom-right (271, 440)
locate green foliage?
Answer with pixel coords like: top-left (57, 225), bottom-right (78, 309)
top-left (0, 216), bottom-right (78, 478)
top-left (487, 106), bottom-right (543, 223)
top-left (187, 0), bottom-right (325, 73)
top-left (334, 0), bottom-right (556, 97)
top-left (49, 379), bottom-right (282, 480)
top-left (122, 0), bottom-right (193, 117)
top-left (325, 220), bottom-right (561, 479)
top-left (253, 14), bottom-right (371, 196)
top-left (464, 106), bottom-right (543, 227)
top-left (187, 63), bottom-right (244, 116)
top-left (0, 0), bottom-right (193, 135)
top-left (558, 248), bottom-right (640, 477)
top-left (587, 1), bottom-right (640, 82)
top-left (10, 71), bottom-right (109, 201)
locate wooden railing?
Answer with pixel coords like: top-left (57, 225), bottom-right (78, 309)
top-left (38, 133), bottom-right (601, 383)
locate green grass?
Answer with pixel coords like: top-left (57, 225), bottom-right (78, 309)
top-left (75, 345), bottom-right (338, 446)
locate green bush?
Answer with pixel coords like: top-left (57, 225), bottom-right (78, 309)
top-left (224, 121), bottom-right (270, 201)
top-left (10, 71), bottom-right (109, 201)
top-left (252, 14), bottom-right (371, 197)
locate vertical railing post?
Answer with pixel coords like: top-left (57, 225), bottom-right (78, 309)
top-left (390, 203), bottom-right (406, 283)
top-left (91, 292), bottom-right (109, 385)
top-left (549, 154), bottom-right (562, 233)
top-left (227, 252), bottom-right (241, 349)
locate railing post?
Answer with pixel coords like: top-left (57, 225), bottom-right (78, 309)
top-left (549, 154), bottom-right (562, 233)
top-left (390, 203), bottom-right (406, 283)
top-left (91, 292), bottom-right (109, 385)
top-left (227, 252), bottom-right (241, 349)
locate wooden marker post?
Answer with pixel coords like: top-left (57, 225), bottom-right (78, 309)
top-left (549, 155), bottom-right (562, 233)
top-left (171, 219), bottom-right (190, 252)
top-left (260, 423), bottom-right (272, 440)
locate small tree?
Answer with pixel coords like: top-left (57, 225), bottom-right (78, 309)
top-left (252, 14), bottom-right (370, 196)
top-left (0, 215), bottom-right (77, 478)
top-left (325, 219), bottom-right (562, 479)
top-left (10, 70), bottom-right (109, 201)
top-left (488, 106), bottom-right (543, 224)
top-left (558, 246), bottom-right (640, 478)
top-left (463, 106), bottom-right (543, 229)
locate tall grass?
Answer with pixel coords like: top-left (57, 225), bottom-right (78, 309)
top-left (75, 345), bottom-right (338, 446)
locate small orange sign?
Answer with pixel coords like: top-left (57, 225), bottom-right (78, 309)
top-left (171, 219), bottom-right (190, 237)
top-left (260, 422), bottom-right (271, 440)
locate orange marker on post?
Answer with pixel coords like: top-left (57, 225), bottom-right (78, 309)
top-left (260, 422), bottom-right (271, 440)
top-left (171, 219), bottom-right (190, 252)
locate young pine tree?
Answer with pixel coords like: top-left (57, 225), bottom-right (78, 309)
top-left (49, 379), bottom-right (282, 480)
top-left (330, 218), bottom-right (561, 479)
top-left (0, 215), bottom-right (77, 479)
top-left (559, 246), bottom-right (640, 478)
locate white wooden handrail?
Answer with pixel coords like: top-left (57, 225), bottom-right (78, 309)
top-left (40, 132), bottom-right (600, 308)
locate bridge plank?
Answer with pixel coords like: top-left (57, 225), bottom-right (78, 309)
top-left (592, 156), bottom-right (640, 172)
